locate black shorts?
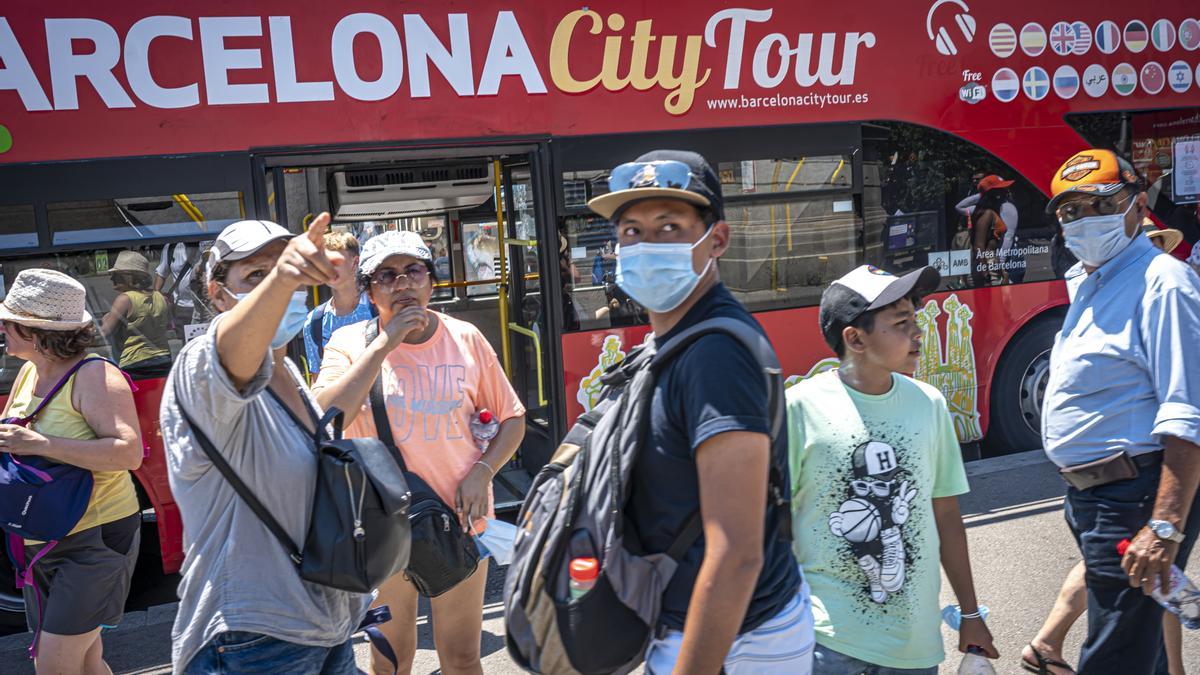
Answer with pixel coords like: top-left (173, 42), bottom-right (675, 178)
top-left (23, 512), bottom-right (141, 635)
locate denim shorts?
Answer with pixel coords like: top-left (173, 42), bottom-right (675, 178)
top-left (645, 580), bottom-right (815, 675)
top-left (182, 631), bottom-right (357, 675)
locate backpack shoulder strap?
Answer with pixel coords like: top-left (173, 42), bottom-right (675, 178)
top-left (650, 317), bottom-right (784, 441)
top-left (364, 320), bottom-right (407, 473)
top-left (171, 376), bottom-right (303, 566)
top-left (309, 300), bottom-right (329, 361)
top-left (650, 317), bottom-right (792, 543)
top-left (162, 246), bottom-right (199, 299)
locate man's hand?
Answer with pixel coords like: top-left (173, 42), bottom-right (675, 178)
top-left (1122, 526), bottom-right (1180, 596)
top-left (958, 616), bottom-right (999, 658)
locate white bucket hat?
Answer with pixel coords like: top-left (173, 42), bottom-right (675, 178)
top-left (108, 250), bottom-right (153, 277)
top-left (360, 231), bottom-right (432, 276)
top-left (0, 269), bottom-right (93, 330)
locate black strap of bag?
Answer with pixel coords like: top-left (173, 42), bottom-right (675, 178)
top-left (308, 300), bottom-right (329, 363)
top-left (364, 320), bottom-right (409, 472)
top-left (172, 376), bottom-right (341, 567)
top-left (646, 317), bottom-right (792, 561)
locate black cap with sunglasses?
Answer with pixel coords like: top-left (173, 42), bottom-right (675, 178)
top-left (587, 150), bottom-right (725, 223)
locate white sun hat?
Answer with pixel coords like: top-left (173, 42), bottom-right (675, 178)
top-left (0, 269), bottom-right (93, 330)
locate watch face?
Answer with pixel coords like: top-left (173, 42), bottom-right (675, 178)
top-left (1152, 521), bottom-right (1179, 539)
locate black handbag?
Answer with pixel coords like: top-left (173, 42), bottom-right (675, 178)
top-left (174, 377), bottom-right (412, 593)
top-left (366, 321), bottom-right (480, 597)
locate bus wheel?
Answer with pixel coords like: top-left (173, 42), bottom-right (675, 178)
top-left (985, 314), bottom-right (1063, 456)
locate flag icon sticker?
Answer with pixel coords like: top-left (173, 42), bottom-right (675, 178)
top-left (1140, 62), bottom-right (1165, 95)
top-left (1095, 20), bottom-right (1121, 54)
top-left (1182, 18), bottom-right (1200, 51)
top-left (990, 23), bottom-right (1017, 58)
top-left (1124, 20), bottom-right (1149, 53)
top-left (1169, 61), bottom-right (1194, 93)
top-left (1072, 22), bottom-right (1093, 55)
top-left (1023, 66), bottom-right (1050, 101)
top-left (1083, 64), bottom-right (1110, 98)
top-left (1151, 19), bottom-right (1177, 52)
top-left (1053, 65), bottom-right (1080, 99)
top-left (1021, 23), bottom-right (1047, 56)
top-left (1112, 63), bottom-right (1138, 96)
top-left (1050, 22), bottom-right (1076, 56)
top-left (992, 68), bottom-right (1020, 103)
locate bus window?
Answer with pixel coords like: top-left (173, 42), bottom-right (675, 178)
top-left (0, 204), bottom-right (39, 250)
top-left (46, 192), bottom-right (244, 245)
top-left (0, 244), bottom-right (195, 395)
top-left (1068, 109), bottom-right (1200, 249)
top-left (865, 122), bottom-right (1056, 287)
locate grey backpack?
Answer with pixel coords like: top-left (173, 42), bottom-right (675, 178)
top-left (504, 317), bottom-right (790, 675)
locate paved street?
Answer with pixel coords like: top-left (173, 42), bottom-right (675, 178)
top-left (2, 451), bottom-right (1196, 674)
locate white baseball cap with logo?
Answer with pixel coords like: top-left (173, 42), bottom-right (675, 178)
top-left (206, 220), bottom-right (294, 281)
top-left (819, 264), bottom-right (941, 351)
top-left (360, 231), bottom-right (433, 276)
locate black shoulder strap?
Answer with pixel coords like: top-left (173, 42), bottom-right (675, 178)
top-left (650, 317), bottom-right (784, 442)
top-left (162, 246), bottom-right (199, 299)
top-left (309, 300), bottom-right (329, 362)
top-left (171, 376), bottom-right (304, 567)
top-left (364, 319), bottom-right (407, 473)
top-left (650, 316), bottom-right (792, 545)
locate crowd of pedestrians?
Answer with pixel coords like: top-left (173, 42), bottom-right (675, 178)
top-left (0, 145), bottom-right (1198, 675)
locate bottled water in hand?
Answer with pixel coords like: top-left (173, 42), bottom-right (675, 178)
top-left (469, 410), bottom-right (500, 453)
top-left (1118, 539), bottom-right (1200, 629)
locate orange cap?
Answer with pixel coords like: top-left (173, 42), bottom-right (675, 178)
top-left (977, 175), bottom-right (1014, 192)
top-left (1047, 149), bottom-right (1141, 214)
top-left (569, 557), bottom-right (600, 582)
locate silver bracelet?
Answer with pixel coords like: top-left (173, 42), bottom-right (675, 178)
top-left (474, 460), bottom-right (495, 477)
top-left (959, 609), bottom-right (983, 620)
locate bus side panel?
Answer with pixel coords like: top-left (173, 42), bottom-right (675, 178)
top-left (561, 281), bottom-right (1069, 445)
top-left (130, 377), bottom-right (184, 574)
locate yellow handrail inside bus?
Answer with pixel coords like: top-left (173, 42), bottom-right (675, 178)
top-left (173, 194), bottom-right (205, 225)
top-left (493, 160), bottom-right (512, 378)
top-left (507, 322), bottom-right (547, 407)
top-left (829, 159), bottom-right (845, 184)
top-left (784, 158), bottom-right (805, 251)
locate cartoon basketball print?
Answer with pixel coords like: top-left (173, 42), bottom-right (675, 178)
top-left (836, 498), bottom-right (882, 543)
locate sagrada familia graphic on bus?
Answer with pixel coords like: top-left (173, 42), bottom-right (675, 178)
top-left (576, 293), bottom-right (981, 443)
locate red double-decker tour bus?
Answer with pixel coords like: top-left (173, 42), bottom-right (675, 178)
top-left (0, 0), bottom-right (1197, 624)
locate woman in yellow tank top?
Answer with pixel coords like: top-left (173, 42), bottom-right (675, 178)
top-left (100, 250), bottom-right (173, 378)
top-left (0, 269), bottom-right (143, 675)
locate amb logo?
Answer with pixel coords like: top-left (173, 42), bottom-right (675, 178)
top-left (576, 335), bottom-right (628, 412)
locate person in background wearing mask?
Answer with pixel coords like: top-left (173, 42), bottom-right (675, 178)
top-left (1039, 150), bottom-right (1200, 675)
top-left (160, 216), bottom-right (371, 674)
top-left (586, 150), bottom-right (811, 674)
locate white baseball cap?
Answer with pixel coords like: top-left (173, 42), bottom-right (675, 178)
top-left (360, 231), bottom-right (432, 276)
top-left (819, 265), bottom-right (941, 351)
top-left (207, 220), bottom-right (294, 280)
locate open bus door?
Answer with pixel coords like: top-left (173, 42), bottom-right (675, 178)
top-left (258, 146), bottom-right (562, 510)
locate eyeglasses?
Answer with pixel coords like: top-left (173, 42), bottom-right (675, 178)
top-left (851, 478), bottom-right (896, 498)
top-left (607, 160), bottom-right (697, 194)
top-left (370, 265), bottom-right (429, 288)
top-left (1056, 191), bottom-right (1132, 224)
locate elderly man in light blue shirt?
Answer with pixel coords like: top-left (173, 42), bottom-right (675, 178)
top-left (1040, 149), bottom-right (1200, 675)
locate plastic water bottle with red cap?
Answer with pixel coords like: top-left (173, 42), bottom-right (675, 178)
top-left (569, 558), bottom-right (599, 600)
top-left (470, 409), bottom-right (500, 453)
top-left (1117, 539), bottom-right (1200, 629)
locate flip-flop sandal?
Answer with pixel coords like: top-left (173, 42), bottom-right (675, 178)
top-left (1020, 643), bottom-right (1076, 675)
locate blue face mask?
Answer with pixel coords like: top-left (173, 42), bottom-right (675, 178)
top-left (224, 288), bottom-right (309, 349)
top-left (616, 227), bottom-right (714, 313)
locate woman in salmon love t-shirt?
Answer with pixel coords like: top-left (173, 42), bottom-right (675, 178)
top-left (314, 230), bottom-right (525, 675)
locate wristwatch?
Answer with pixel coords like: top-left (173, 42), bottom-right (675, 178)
top-left (1148, 519), bottom-right (1186, 544)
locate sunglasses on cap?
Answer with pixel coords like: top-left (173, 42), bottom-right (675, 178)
top-left (1055, 190), bottom-right (1133, 224)
top-left (607, 160), bottom-right (699, 194)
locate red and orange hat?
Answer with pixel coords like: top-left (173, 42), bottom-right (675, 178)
top-left (1046, 149), bottom-right (1142, 214)
top-left (977, 175), bottom-right (1014, 192)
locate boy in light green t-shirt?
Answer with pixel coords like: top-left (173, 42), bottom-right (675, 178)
top-left (788, 265), bottom-right (998, 673)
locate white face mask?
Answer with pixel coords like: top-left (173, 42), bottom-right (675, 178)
top-left (1062, 200), bottom-right (1136, 268)
top-left (615, 227), bottom-right (714, 313)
